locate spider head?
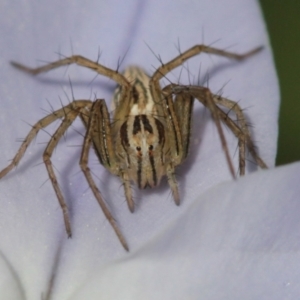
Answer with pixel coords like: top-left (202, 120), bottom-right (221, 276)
top-left (118, 115), bottom-right (167, 189)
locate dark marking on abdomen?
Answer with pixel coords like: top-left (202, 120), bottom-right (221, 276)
top-left (133, 116), bottom-right (141, 135)
top-left (141, 115), bottom-right (153, 133)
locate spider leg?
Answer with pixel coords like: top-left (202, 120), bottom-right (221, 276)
top-left (150, 45), bottom-right (262, 179)
top-left (173, 93), bottom-right (194, 161)
top-left (166, 163), bottom-right (180, 206)
top-left (165, 84), bottom-right (236, 179)
top-left (0, 100), bottom-right (91, 179)
top-left (151, 44), bottom-right (263, 82)
top-left (121, 171), bottom-right (134, 213)
top-left (80, 99), bottom-right (129, 251)
top-left (43, 108), bottom-right (80, 238)
top-left (214, 107), bottom-right (247, 175)
top-left (0, 100), bottom-right (93, 237)
top-left (11, 56), bottom-right (130, 87)
top-left (213, 95), bottom-right (268, 171)
top-left (81, 99), bottom-right (135, 213)
top-left (11, 55), bottom-right (132, 136)
top-left (159, 90), bottom-right (183, 165)
top-left (167, 84), bottom-right (268, 175)
top-left (150, 88), bottom-right (183, 206)
top-left (213, 97), bottom-right (268, 174)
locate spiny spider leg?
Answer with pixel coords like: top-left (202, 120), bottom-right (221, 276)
top-left (150, 45), bottom-right (263, 178)
top-left (172, 93), bottom-right (194, 161)
top-left (0, 100), bottom-right (94, 238)
top-left (151, 44), bottom-right (263, 82)
top-left (43, 108), bottom-right (80, 237)
top-left (164, 84), bottom-right (236, 178)
top-left (11, 56), bottom-right (129, 87)
top-left (11, 55), bottom-right (132, 122)
top-left (0, 100), bottom-right (91, 179)
top-left (213, 95), bottom-right (268, 174)
top-left (166, 84), bottom-right (268, 175)
top-left (80, 99), bottom-right (129, 251)
top-left (80, 96), bottom-right (135, 214)
top-left (215, 106), bottom-right (268, 173)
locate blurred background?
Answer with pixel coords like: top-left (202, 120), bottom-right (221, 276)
top-left (260, 1), bottom-right (300, 165)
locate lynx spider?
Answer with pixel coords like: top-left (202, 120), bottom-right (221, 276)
top-left (0, 44), bottom-right (267, 251)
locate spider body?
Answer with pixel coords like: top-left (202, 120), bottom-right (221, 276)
top-left (0, 44), bottom-right (268, 251)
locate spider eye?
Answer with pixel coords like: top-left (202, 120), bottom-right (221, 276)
top-left (136, 146), bottom-right (141, 151)
top-left (149, 145), bottom-right (153, 151)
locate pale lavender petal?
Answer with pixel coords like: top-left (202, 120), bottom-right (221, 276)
top-left (0, 0), bottom-right (280, 299)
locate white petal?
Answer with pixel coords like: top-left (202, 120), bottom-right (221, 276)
top-left (70, 162), bottom-right (300, 300)
top-left (0, 0), bottom-right (279, 299)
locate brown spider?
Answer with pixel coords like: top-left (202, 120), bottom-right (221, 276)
top-left (0, 44), bottom-right (267, 251)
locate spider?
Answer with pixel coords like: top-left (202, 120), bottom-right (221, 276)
top-left (0, 44), bottom-right (267, 251)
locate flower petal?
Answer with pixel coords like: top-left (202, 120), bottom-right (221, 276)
top-left (0, 0), bottom-right (279, 299)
